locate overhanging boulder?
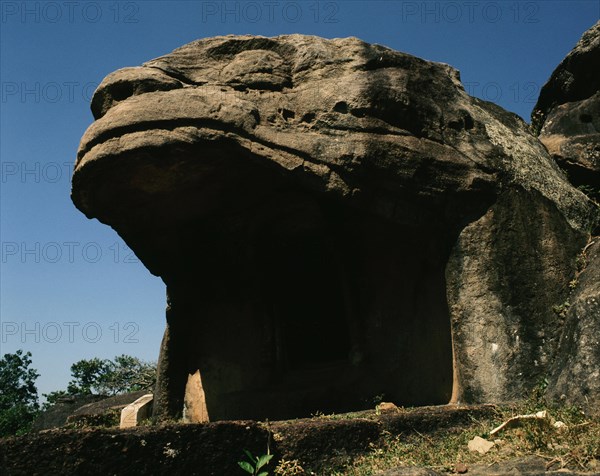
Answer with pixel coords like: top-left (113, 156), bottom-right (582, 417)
top-left (71, 34), bottom-right (598, 421)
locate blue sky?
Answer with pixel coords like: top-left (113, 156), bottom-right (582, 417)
top-left (1, 0), bottom-right (598, 399)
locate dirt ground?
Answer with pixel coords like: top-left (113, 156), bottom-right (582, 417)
top-left (1, 405), bottom-right (597, 475)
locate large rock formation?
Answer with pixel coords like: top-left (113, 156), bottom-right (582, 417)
top-left (71, 34), bottom-right (598, 421)
top-left (533, 20), bottom-right (600, 198)
top-left (534, 21), bottom-right (600, 415)
top-left (547, 240), bottom-right (600, 415)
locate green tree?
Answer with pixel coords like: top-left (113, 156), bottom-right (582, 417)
top-left (44, 354), bottom-right (156, 405)
top-left (0, 350), bottom-right (40, 437)
top-left (42, 389), bottom-right (70, 408)
top-left (67, 357), bottom-right (110, 395)
top-left (99, 354), bottom-right (157, 395)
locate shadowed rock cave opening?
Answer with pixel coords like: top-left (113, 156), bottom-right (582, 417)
top-left (124, 141), bottom-right (458, 422)
top-left (82, 138), bottom-right (460, 422)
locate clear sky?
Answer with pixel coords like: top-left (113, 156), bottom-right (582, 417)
top-left (1, 0), bottom-right (598, 399)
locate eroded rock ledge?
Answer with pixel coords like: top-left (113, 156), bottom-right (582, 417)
top-left (533, 20), bottom-right (600, 196)
top-left (71, 34), bottom-right (598, 421)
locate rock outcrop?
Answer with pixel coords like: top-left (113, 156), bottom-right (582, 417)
top-left (547, 240), bottom-right (600, 415)
top-left (533, 21), bottom-right (600, 416)
top-left (31, 394), bottom-right (105, 431)
top-left (32, 391), bottom-right (150, 431)
top-left (533, 20), bottom-right (600, 199)
top-left (71, 34), bottom-right (598, 421)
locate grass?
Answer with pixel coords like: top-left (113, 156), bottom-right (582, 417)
top-left (42, 387), bottom-right (599, 475)
top-left (324, 400), bottom-right (600, 476)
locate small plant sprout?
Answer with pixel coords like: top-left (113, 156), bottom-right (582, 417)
top-left (238, 449), bottom-right (273, 476)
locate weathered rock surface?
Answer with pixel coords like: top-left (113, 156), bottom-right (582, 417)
top-left (69, 391), bottom-right (149, 421)
top-left (531, 21), bottom-right (600, 416)
top-left (547, 240), bottom-right (600, 415)
top-left (120, 393), bottom-right (154, 428)
top-left (31, 394), bottom-right (105, 431)
top-left (379, 456), bottom-right (595, 476)
top-left (467, 435), bottom-right (494, 454)
top-left (533, 21), bottom-right (600, 197)
top-left (377, 468), bottom-right (441, 476)
top-left (32, 392), bottom-right (150, 432)
top-left (71, 35), bottom-right (598, 421)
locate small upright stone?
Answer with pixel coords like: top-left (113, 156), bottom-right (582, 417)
top-left (183, 370), bottom-right (209, 423)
